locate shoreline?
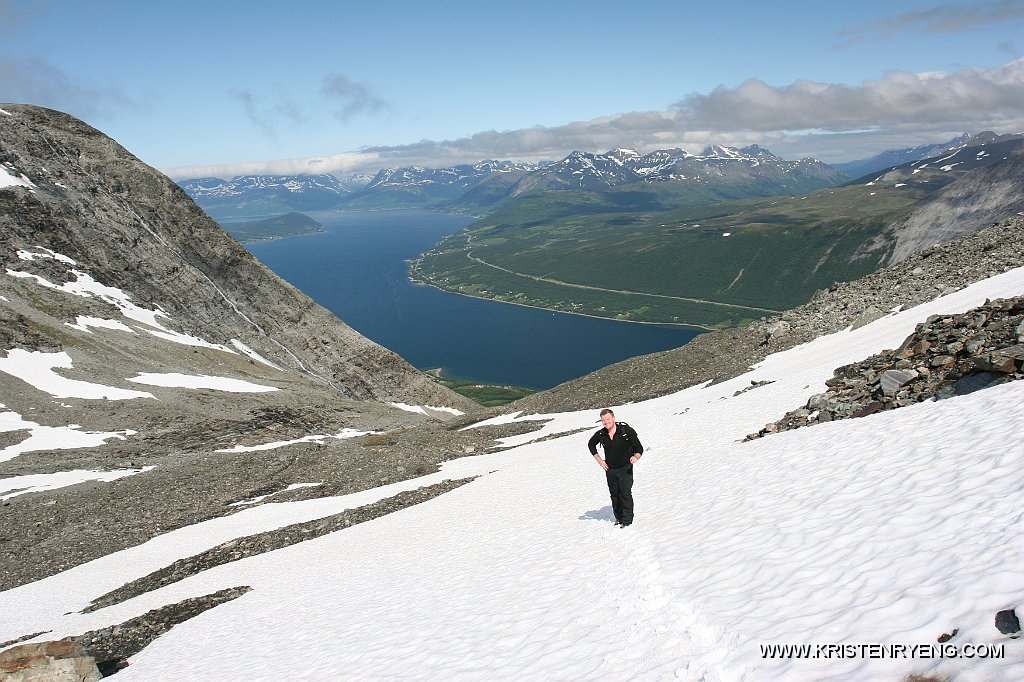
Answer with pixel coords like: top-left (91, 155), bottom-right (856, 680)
top-left (407, 275), bottom-right (715, 331)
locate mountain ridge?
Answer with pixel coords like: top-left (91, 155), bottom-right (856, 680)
top-left (178, 143), bottom-right (849, 218)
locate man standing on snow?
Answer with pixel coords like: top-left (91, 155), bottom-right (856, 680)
top-left (588, 408), bottom-right (644, 527)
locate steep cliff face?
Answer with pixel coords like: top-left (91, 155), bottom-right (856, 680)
top-left (886, 151), bottom-right (1024, 263)
top-left (0, 104), bottom-right (473, 410)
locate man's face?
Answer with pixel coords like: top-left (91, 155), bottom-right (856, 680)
top-left (601, 412), bottom-right (615, 430)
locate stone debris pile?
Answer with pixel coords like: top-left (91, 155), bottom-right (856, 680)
top-left (747, 295), bottom-right (1024, 439)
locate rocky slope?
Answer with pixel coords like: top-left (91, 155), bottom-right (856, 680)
top-left (747, 295), bottom-right (1024, 439)
top-left (885, 141), bottom-right (1024, 262)
top-left (0, 104), bottom-right (485, 589)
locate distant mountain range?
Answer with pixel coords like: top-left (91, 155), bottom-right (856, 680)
top-left (179, 144), bottom-right (851, 219)
top-left (179, 134), bottom-right (995, 222)
top-left (832, 133), bottom-right (975, 178)
top-left (345, 160), bottom-right (542, 212)
top-left (178, 174), bottom-right (355, 218)
top-left (509, 145), bottom-right (846, 195)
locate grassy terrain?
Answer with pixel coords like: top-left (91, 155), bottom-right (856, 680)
top-left (221, 212), bottom-right (323, 243)
top-left (413, 181), bottom-right (932, 327)
top-left (436, 376), bottom-right (536, 407)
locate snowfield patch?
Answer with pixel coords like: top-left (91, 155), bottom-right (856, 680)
top-left (0, 350), bottom-right (155, 400)
top-left (125, 373), bottom-right (278, 393)
top-left (229, 339), bottom-right (281, 369)
top-left (0, 405), bottom-right (135, 463)
top-left (1, 467), bottom-right (154, 501)
top-left (0, 163), bottom-right (35, 191)
top-left (6, 251), bottom-right (236, 354)
top-left (389, 402), bottom-right (464, 416)
top-left (215, 428), bottom-right (374, 453)
top-left (66, 316), bottom-right (136, 334)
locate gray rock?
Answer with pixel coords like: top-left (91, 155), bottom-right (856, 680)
top-left (995, 609), bottom-right (1021, 637)
top-left (948, 372), bottom-right (1007, 397)
top-left (851, 305), bottom-right (887, 330)
top-left (766, 320), bottom-right (791, 339)
top-left (806, 393), bottom-right (830, 410)
top-left (880, 369), bottom-right (919, 396)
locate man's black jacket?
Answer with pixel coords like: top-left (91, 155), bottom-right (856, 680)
top-left (588, 421), bottom-right (644, 469)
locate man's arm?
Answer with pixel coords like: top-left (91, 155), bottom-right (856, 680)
top-left (624, 424), bottom-right (644, 462)
top-left (588, 430), bottom-right (609, 470)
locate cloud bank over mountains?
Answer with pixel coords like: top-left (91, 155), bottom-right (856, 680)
top-left (165, 58), bottom-right (1024, 179)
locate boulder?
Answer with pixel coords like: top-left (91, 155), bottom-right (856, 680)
top-left (0, 641), bottom-right (101, 682)
top-left (995, 609), bottom-right (1022, 637)
top-left (851, 305), bottom-right (887, 330)
top-left (879, 369), bottom-right (919, 397)
top-left (973, 346), bottom-right (1024, 373)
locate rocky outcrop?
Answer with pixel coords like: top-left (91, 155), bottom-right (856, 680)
top-left (71, 586), bottom-right (253, 675)
top-left (747, 296), bottom-right (1024, 438)
top-left (0, 640), bottom-right (101, 682)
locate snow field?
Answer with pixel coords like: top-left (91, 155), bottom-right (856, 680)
top-left (0, 267), bottom-right (1022, 680)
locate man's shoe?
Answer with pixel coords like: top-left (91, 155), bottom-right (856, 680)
top-left (613, 519), bottom-right (623, 527)
top-left (620, 521), bottom-right (632, 527)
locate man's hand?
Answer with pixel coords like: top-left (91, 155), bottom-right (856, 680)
top-left (594, 454), bottom-right (608, 471)
top-left (629, 454), bottom-right (640, 464)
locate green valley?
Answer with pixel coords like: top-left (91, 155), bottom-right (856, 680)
top-left (411, 181), bottom-right (929, 328)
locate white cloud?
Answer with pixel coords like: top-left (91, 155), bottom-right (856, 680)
top-left (673, 58), bottom-right (1024, 133)
top-left (163, 58), bottom-right (1024, 178)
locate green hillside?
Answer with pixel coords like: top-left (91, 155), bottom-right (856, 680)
top-left (412, 182), bottom-right (929, 328)
top-left (221, 212), bottom-right (324, 244)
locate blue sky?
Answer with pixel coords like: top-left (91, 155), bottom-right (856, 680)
top-left (2, 0), bottom-right (1023, 178)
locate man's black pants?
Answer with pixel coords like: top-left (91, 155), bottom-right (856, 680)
top-left (605, 464), bottom-right (633, 524)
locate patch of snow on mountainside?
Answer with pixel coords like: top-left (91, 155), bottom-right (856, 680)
top-left (0, 163), bottom-right (36, 191)
top-left (125, 373), bottom-right (279, 393)
top-left (0, 404), bottom-right (135, 462)
top-left (0, 467), bottom-right (154, 500)
top-left (216, 429), bottom-right (375, 454)
top-left (0, 350), bottom-right (155, 400)
top-left (7, 247), bottom-right (237, 354)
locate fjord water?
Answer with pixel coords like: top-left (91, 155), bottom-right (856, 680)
top-left (247, 210), bottom-right (701, 389)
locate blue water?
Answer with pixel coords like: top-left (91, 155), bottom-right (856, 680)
top-left (247, 210), bottom-right (701, 389)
